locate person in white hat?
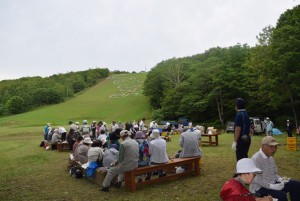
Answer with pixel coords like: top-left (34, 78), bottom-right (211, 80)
top-left (250, 136), bottom-right (300, 201)
top-left (220, 158), bottom-right (272, 201)
top-left (286, 120), bottom-right (293, 137)
top-left (75, 137), bottom-right (93, 164)
top-left (265, 117), bottom-right (274, 136)
top-left (148, 129), bottom-right (169, 178)
top-left (101, 129), bottom-right (139, 192)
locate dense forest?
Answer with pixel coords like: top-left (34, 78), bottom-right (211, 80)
top-left (0, 68), bottom-right (109, 115)
top-left (143, 5), bottom-right (300, 129)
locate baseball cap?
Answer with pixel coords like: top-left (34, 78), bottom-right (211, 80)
top-left (262, 136), bottom-right (280, 146)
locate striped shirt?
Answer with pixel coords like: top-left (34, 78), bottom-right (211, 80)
top-left (250, 148), bottom-right (281, 193)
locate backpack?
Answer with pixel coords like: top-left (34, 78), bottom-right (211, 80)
top-left (82, 125), bottom-right (90, 134)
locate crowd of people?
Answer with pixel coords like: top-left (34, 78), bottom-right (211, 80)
top-left (42, 98), bottom-right (299, 199)
top-left (42, 119), bottom-right (202, 192)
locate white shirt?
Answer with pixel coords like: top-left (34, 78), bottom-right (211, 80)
top-left (149, 138), bottom-right (169, 163)
top-left (59, 127), bottom-right (67, 134)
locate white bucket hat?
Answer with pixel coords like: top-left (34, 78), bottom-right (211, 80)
top-left (236, 158), bottom-right (262, 174)
top-left (120, 130), bottom-right (131, 137)
top-left (83, 137), bottom-right (93, 144)
top-left (150, 129), bottom-right (160, 139)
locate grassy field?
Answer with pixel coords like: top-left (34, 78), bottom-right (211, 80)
top-left (0, 73), bottom-right (299, 201)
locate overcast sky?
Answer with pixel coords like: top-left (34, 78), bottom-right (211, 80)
top-left (0, 0), bottom-right (298, 81)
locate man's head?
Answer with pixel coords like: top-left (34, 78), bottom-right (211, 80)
top-left (261, 136), bottom-right (280, 157)
top-left (120, 129), bottom-right (131, 140)
top-left (235, 98), bottom-right (246, 110)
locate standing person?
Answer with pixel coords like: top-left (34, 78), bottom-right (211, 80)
top-left (250, 136), bottom-right (300, 201)
top-left (286, 120), bottom-right (293, 137)
top-left (101, 130), bottom-right (139, 192)
top-left (110, 121), bottom-right (119, 132)
top-left (265, 117), bottom-right (274, 136)
top-left (91, 121), bottom-right (97, 140)
top-left (220, 158), bottom-right (273, 201)
top-left (232, 98), bottom-right (251, 161)
top-left (68, 121), bottom-right (77, 132)
top-left (133, 120), bottom-right (139, 132)
top-left (80, 120), bottom-right (91, 138)
top-left (139, 118), bottom-right (145, 131)
top-left (43, 123), bottom-right (50, 140)
top-left (67, 129), bottom-right (76, 152)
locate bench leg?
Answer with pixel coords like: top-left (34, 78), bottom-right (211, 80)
top-left (130, 173), bottom-right (136, 192)
top-left (194, 158), bottom-right (200, 176)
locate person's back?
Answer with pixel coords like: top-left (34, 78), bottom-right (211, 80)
top-left (179, 129), bottom-right (202, 158)
top-left (120, 137), bottom-right (139, 167)
top-left (102, 146), bottom-right (119, 168)
top-left (137, 139), bottom-right (150, 166)
top-left (221, 178), bottom-right (256, 201)
top-left (76, 138), bottom-right (93, 164)
top-left (149, 137), bottom-right (169, 163)
top-left (76, 143), bottom-right (90, 164)
top-left (88, 147), bottom-right (104, 163)
top-left (51, 131), bottom-right (61, 144)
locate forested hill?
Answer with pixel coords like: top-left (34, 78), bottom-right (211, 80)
top-left (144, 5), bottom-right (300, 129)
top-left (0, 68), bottom-right (109, 115)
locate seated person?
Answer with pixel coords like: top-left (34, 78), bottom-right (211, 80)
top-left (220, 158), bottom-right (272, 201)
top-left (148, 129), bottom-right (169, 178)
top-left (102, 144), bottom-right (119, 168)
top-left (51, 129), bottom-right (61, 145)
top-left (75, 137), bottom-right (93, 164)
top-left (179, 128), bottom-right (202, 158)
top-left (97, 130), bottom-right (107, 141)
top-left (135, 131), bottom-right (151, 181)
top-left (73, 135), bottom-right (83, 153)
top-left (88, 140), bottom-right (104, 165)
top-left (101, 130), bottom-right (139, 192)
top-left (106, 129), bottom-right (121, 150)
top-left (250, 136), bottom-right (300, 201)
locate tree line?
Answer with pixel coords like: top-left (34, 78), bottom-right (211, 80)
top-left (143, 5), bottom-right (300, 129)
top-left (0, 68), bottom-right (109, 115)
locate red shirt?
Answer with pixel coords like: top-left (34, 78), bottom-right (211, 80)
top-left (220, 178), bottom-right (256, 201)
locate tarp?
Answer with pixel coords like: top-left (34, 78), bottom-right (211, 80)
top-left (272, 128), bottom-right (284, 135)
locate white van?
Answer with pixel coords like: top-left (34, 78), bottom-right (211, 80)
top-left (250, 117), bottom-right (264, 134)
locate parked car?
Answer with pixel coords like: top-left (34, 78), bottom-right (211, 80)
top-left (226, 122), bottom-right (234, 133)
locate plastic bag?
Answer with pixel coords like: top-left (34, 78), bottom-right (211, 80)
top-left (86, 161), bottom-right (99, 177)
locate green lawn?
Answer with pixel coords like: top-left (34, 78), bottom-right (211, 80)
top-left (0, 73), bottom-right (299, 201)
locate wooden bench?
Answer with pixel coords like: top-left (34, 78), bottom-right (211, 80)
top-left (57, 142), bottom-right (70, 152)
top-left (124, 157), bottom-right (200, 192)
top-left (70, 160), bottom-right (117, 186)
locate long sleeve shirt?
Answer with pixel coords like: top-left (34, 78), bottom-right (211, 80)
top-left (149, 138), bottom-right (169, 164)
